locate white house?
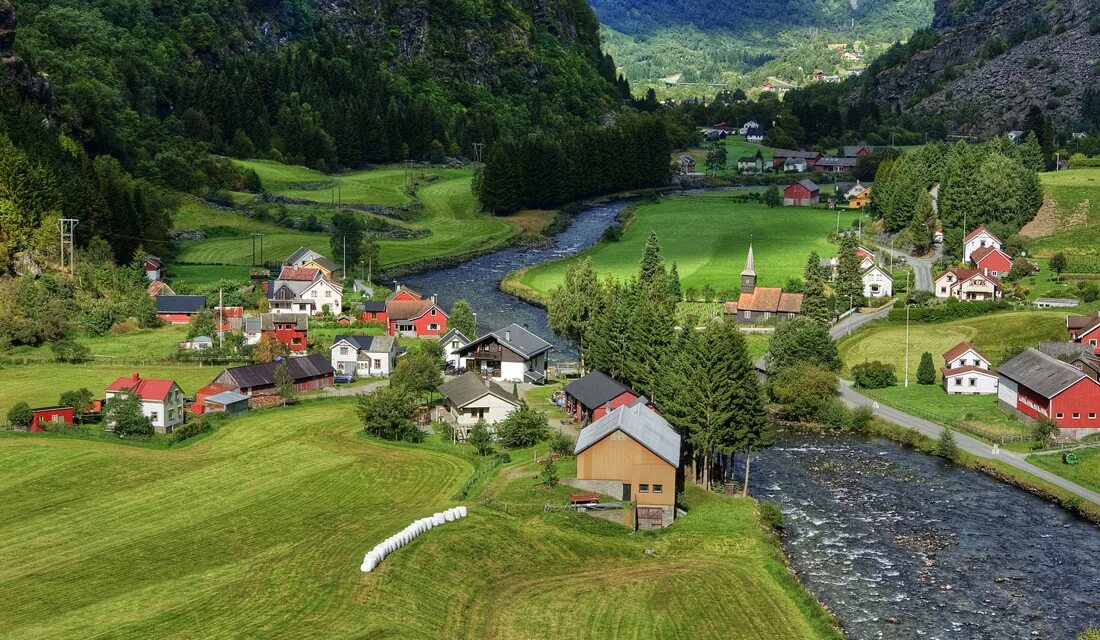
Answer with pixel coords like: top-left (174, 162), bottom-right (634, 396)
top-left (269, 276), bottom-right (343, 316)
top-left (438, 329), bottom-right (471, 370)
top-left (861, 264), bottom-right (893, 298)
top-left (330, 334), bottom-right (399, 377)
top-left (745, 127), bottom-right (765, 143)
top-left (962, 225), bottom-right (1002, 263)
top-left (738, 120), bottom-right (760, 135)
top-left (104, 373), bottom-right (186, 434)
top-left (436, 372), bottom-right (520, 437)
top-left (934, 268), bottom-right (1002, 301)
top-left (454, 323), bottom-right (553, 384)
top-left (845, 180), bottom-right (870, 199)
top-left (941, 342), bottom-right (998, 395)
top-left (783, 156), bottom-right (808, 172)
top-left (286, 246), bottom-right (325, 267)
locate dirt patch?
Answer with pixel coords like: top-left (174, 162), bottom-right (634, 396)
top-left (1020, 195), bottom-right (1090, 238)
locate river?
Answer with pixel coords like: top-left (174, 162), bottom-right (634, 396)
top-left (403, 197), bottom-right (1100, 639)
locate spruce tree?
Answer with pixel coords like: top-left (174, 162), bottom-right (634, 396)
top-left (548, 257), bottom-right (602, 362)
top-left (917, 352), bottom-right (936, 385)
top-left (667, 261), bottom-right (682, 304)
top-left (1018, 132), bottom-right (1046, 173)
top-left (584, 279), bottom-right (634, 381)
top-left (625, 292), bottom-right (675, 401)
top-left (908, 190), bottom-right (937, 254)
top-left (802, 251), bottom-right (830, 325)
top-left (834, 233), bottom-right (865, 311)
top-left (639, 231), bottom-right (665, 287)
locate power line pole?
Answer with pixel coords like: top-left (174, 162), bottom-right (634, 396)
top-left (342, 234), bottom-right (346, 278)
top-left (58, 218), bottom-right (79, 272)
top-left (251, 233), bottom-right (266, 266)
top-left (218, 288), bottom-right (225, 349)
top-left (472, 142), bottom-right (486, 164)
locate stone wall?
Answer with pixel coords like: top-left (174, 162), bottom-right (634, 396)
top-left (562, 477), bottom-right (623, 499)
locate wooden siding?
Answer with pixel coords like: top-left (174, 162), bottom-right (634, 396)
top-left (576, 430), bottom-right (676, 506)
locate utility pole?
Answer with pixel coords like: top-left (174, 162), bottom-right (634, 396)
top-left (58, 218), bottom-right (79, 272)
top-left (251, 233), bottom-right (266, 266)
top-left (218, 288), bottom-right (225, 349)
top-left (342, 235), bottom-right (347, 278)
top-left (472, 142), bottom-right (486, 164)
top-left (905, 300), bottom-right (911, 388)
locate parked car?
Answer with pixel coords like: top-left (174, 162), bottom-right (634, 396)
top-left (334, 374), bottom-right (354, 384)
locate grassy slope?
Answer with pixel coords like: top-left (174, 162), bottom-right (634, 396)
top-left (176, 161), bottom-right (521, 270)
top-left (1027, 168), bottom-right (1100, 266)
top-left (520, 193), bottom-right (861, 297)
top-left (1028, 447), bottom-right (1100, 495)
top-left (0, 399), bottom-right (839, 639)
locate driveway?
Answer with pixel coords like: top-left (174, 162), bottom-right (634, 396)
top-left (839, 381), bottom-right (1100, 506)
top-left (829, 301), bottom-right (894, 341)
top-left (320, 379), bottom-right (389, 398)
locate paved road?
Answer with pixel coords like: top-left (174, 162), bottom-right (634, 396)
top-left (829, 302), bottom-right (895, 341)
top-left (871, 241), bottom-right (941, 292)
top-left (839, 380), bottom-right (1100, 506)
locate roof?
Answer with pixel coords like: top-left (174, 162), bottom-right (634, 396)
top-left (737, 287), bottom-right (802, 314)
top-left (842, 145), bottom-right (874, 157)
top-left (943, 342), bottom-right (988, 364)
top-left (460, 324), bottom-right (553, 359)
top-left (861, 264), bottom-right (891, 279)
top-left (564, 371), bottom-right (634, 410)
top-left (789, 179), bottom-right (820, 192)
top-left (941, 365), bottom-right (998, 378)
top-left (286, 246), bottom-right (322, 265)
top-left (745, 126), bottom-right (764, 137)
top-left (205, 390), bottom-right (250, 405)
top-left (106, 374), bottom-right (178, 401)
top-left (147, 280), bottom-right (175, 297)
top-left (361, 300), bottom-right (386, 312)
top-left (386, 285), bottom-right (423, 302)
top-left (777, 292), bottom-right (803, 313)
top-left (331, 333), bottom-right (396, 353)
top-left (574, 403), bottom-right (681, 468)
top-left (997, 348), bottom-right (1088, 399)
top-left (738, 156), bottom-right (758, 163)
top-left (963, 225), bottom-right (1001, 244)
top-left (1036, 298), bottom-right (1080, 305)
top-left (261, 313), bottom-right (309, 331)
top-left (1037, 341), bottom-right (1095, 361)
top-left (190, 336), bottom-right (214, 344)
top-left (306, 256), bottom-right (339, 272)
top-left (816, 157), bottom-right (858, 168)
top-left (437, 372), bottom-right (518, 408)
top-left (220, 353), bottom-right (334, 389)
top-left (936, 268), bottom-right (1001, 287)
top-left (1067, 311), bottom-right (1100, 331)
top-left (386, 299), bottom-right (443, 321)
top-left (771, 149), bottom-right (821, 159)
top-left (741, 244), bottom-right (755, 277)
top-left (278, 266), bottom-right (321, 281)
top-left (438, 329), bottom-right (470, 346)
top-left (244, 317), bottom-right (261, 334)
top-left (155, 295), bottom-right (206, 314)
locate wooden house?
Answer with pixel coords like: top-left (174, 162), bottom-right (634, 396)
top-left (783, 179), bottom-right (820, 206)
top-left (861, 264), bottom-right (893, 298)
top-left (29, 406), bottom-right (74, 432)
top-left (144, 256), bottom-right (165, 281)
top-left (329, 334), bottom-right (399, 377)
top-left (105, 373), bottom-right (186, 434)
top-left (814, 157), bottom-right (857, 174)
top-left (155, 295), bottom-right (206, 324)
top-left (455, 323), bottom-right (552, 384)
top-left (724, 245), bottom-right (802, 323)
top-left (934, 268), bottom-right (1002, 301)
top-left (1068, 311), bottom-right (1100, 345)
top-left (439, 329), bottom-right (471, 370)
top-left (942, 342), bottom-right (998, 395)
top-left (998, 348), bottom-right (1100, 438)
top-left (563, 370), bottom-right (643, 425)
top-left (970, 246), bottom-right (1012, 278)
top-left (213, 353), bottom-right (334, 397)
top-left (963, 226), bottom-right (1002, 263)
top-left (286, 246), bottom-right (324, 267)
top-left (436, 372), bottom-right (519, 436)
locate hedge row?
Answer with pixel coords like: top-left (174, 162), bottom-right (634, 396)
top-left (888, 299), bottom-right (1009, 322)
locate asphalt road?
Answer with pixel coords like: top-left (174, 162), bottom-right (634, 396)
top-left (870, 241), bottom-right (941, 292)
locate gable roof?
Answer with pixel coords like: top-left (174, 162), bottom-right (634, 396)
top-left (438, 329), bottom-right (470, 346)
top-left (386, 298), bottom-right (443, 321)
top-left (305, 256), bottom-right (339, 272)
top-left (963, 225), bottom-right (1001, 245)
top-left (278, 266), bottom-right (321, 281)
top-left (155, 295), bottom-right (206, 314)
top-left (941, 365), bottom-right (998, 377)
top-left (793, 179), bottom-right (820, 192)
top-left (105, 374), bottom-right (179, 401)
top-left (842, 145), bottom-right (874, 157)
top-left (219, 353), bottom-right (334, 389)
top-left (261, 313), bottom-right (309, 331)
top-left (331, 334), bottom-right (396, 353)
top-left (459, 323), bottom-right (553, 359)
top-left (437, 371), bottom-right (518, 408)
top-left (971, 246), bottom-right (1011, 265)
top-left (286, 246), bottom-right (322, 265)
top-left (564, 371), bottom-right (634, 410)
top-left (386, 285), bottom-right (423, 302)
top-left (936, 268), bottom-right (1001, 287)
top-left (816, 157), bottom-right (858, 168)
top-left (745, 126), bottom-right (764, 137)
top-left (997, 348), bottom-right (1088, 399)
top-left (737, 287), bottom-right (802, 313)
top-left (942, 342), bottom-right (988, 364)
top-left (574, 402), bottom-right (681, 468)
top-left (861, 264), bottom-right (891, 279)
top-left (147, 280), bottom-right (175, 297)
top-left (738, 156), bottom-right (758, 163)
top-left (1067, 311), bottom-right (1100, 331)
top-left (771, 149), bottom-right (821, 159)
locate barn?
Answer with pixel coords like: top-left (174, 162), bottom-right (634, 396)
top-left (155, 295), bottom-right (206, 324)
top-left (783, 179), bottom-right (820, 206)
top-left (212, 353), bottom-right (334, 397)
top-left (563, 370), bottom-right (644, 425)
top-left (29, 406), bottom-right (75, 432)
top-left (998, 348), bottom-right (1100, 438)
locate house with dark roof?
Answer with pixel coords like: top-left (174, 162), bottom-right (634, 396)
top-left (998, 348), bottom-right (1100, 438)
top-left (563, 370), bottom-right (644, 425)
top-left (814, 157), bottom-right (858, 174)
top-left (212, 353), bottom-right (334, 397)
top-left (156, 295), bottom-right (206, 324)
top-left (783, 179), bottom-right (820, 206)
top-left (329, 334), bottom-right (399, 377)
top-left (439, 329), bottom-right (471, 369)
top-left (302, 255), bottom-right (340, 279)
top-left (105, 372), bottom-right (186, 433)
top-left (744, 126), bottom-right (765, 143)
top-left (455, 323), bottom-right (552, 384)
top-left (286, 246), bottom-right (324, 267)
top-left (724, 245), bottom-right (802, 324)
top-left (770, 149), bottom-right (822, 169)
top-left (737, 155), bottom-right (764, 174)
top-left (842, 145), bottom-right (875, 158)
top-left (573, 402), bottom-right (681, 528)
top-left (941, 342), bottom-right (997, 394)
top-left (436, 372), bottom-right (519, 435)
top-left (359, 300), bottom-right (387, 323)
top-left (934, 268), bottom-right (1002, 301)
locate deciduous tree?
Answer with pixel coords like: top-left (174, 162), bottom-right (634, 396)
top-left (358, 386), bottom-right (420, 441)
top-left (449, 299), bottom-right (478, 338)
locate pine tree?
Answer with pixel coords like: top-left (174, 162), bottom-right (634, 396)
top-left (584, 279), bottom-right (634, 381)
top-left (834, 233), bottom-right (864, 311)
top-left (666, 261), bottom-right (682, 304)
top-left (1018, 132), bottom-right (1046, 173)
top-left (908, 190), bottom-right (937, 254)
top-left (639, 231), bottom-right (665, 287)
top-left (917, 352), bottom-right (936, 385)
top-left (801, 251), bottom-right (830, 325)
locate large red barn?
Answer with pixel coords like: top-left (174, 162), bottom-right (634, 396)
top-left (998, 348), bottom-right (1100, 437)
top-left (783, 180), bottom-right (820, 206)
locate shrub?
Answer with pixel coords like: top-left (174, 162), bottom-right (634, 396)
top-left (935, 429), bottom-right (959, 461)
top-left (770, 364), bottom-right (839, 422)
top-left (50, 338), bottom-right (90, 363)
top-left (170, 416), bottom-right (214, 444)
top-left (7, 402), bottom-right (33, 428)
top-left (495, 404), bottom-right (549, 449)
top-left (540, 456), bottom-right (560, 487)
top-left (1079, 282), bottom-right (1099, 303)
top-left (1033, 417), bottom-right (1059, 446)
top-left (549, 431), bottom-right (574, 456)
top-left (759, 500), bottom-right (784, 530)
top-left (817, 398), bottom-right (851, 430)
top-left (848, 406), bottom-right (874, 433)
top-left (917, 352), bottom-right (936, 385)
top-left (468, 420), bottom-right (495, 456)
top-left (852, 361), bottom-right (897, 389)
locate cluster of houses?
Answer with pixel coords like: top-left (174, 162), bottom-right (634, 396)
top-left (933, 227), bottom-right (1011, 302)
top-left (738, 145), bottom-right (876, 178)
top-left (702, 121), bottom-right (764, 143)
top-left (779, 179), bottom-right (872, 209)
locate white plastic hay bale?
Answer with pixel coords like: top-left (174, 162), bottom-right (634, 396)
top-left (457, 506), bottom-right (468, 518)
top-left (433, 512), bottom-right (446, 526)
top-left (422, 517), bottom-right (434, 530)
top-left (444, 509), bottom-right (456, 522)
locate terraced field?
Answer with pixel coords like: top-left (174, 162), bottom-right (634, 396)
top-left (0, 399), bottom-right (840, 639)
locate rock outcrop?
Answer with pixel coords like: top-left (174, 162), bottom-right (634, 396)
top-left (0, 0), bottom-right (52, 105)
top-left (867, 0), bottom-right (1098, 136)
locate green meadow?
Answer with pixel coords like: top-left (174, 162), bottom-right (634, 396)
top-left (0, 398), bottom-right (840, 639)
top-left (519, 193), bottom-right (862, 300)
top-left (1026, 168), bottom-right (1100, 270)
top-left (1028, 446), bottom-right (1100, 495)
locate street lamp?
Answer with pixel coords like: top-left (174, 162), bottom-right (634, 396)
top-left (904, 272), bottom-right (911, 388)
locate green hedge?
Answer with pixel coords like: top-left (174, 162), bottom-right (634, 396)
top-left (888, 299), bottom-right (1009, 322)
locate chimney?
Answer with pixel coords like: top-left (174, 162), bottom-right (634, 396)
top-left (505, 329), bottom-right (511, 342)
top-left (604, 401), bottom-right (612, 415)
top-left (432, 294), bottom-right (437, 303)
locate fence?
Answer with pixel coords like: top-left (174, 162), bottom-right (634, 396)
top-left (453, 455), bottom-right (506, 500)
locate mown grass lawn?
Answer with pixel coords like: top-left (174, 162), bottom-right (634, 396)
top-left (1028, 446), bottom-right (1100, 495)
top-left (170, 264), bottom-right (256, 289)
top-left (520, 194), bottom-right (860, 298)
top-left (4, 326), bottom-right (191, 365)
top-left (856, 384), bottom-right (1032, 440)
top-left (0, 398), bottom-right (840, 639)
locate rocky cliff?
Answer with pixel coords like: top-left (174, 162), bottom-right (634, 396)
top-left (867, 0), bottom-right (1098, 135)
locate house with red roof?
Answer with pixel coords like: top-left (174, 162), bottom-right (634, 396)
top-left (941, 342), bottom-right (998, 395)
top-left (963, 225), bottom-right (1002, 263)
top-left (783, 180), bottom-right (820, 206)
top-left (970, 246), bottom-right (1013, 278)
top-left (1067, 311), bottom-right (1100, 346)
top-left (384, 284), bottom-right (448, 337)
top-left (278, 265), bottom-right (321, 282)
top-left (724, 245), bottom-right (803, 323)
top-left (934, 268), bottom-right (1002, 301)
top-left (104, 372), bottom-right (186, 433)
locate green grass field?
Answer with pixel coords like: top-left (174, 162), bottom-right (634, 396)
top-left (0, 398), bottom-right (840, 639)
top-left (4, 326), bottom-right (192, 365)
top-left (856, 384), bottom-right (1031, 440)
top-left (1028, 447), bottom-right (1100, 495)
top-left (519, 193), bottom-right (861, 299)
top-left (678, 135), bottom-right (775, 171)
top-left (1027, 168), bottom-right (1100, 269)
top-left (176, 161), bottom-right (525, 271)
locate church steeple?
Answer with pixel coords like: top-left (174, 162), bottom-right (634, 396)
top-left (740, 244), bottom-right (757, 294)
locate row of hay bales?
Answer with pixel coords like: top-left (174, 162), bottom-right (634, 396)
top-left (360, 506), bottom-right (468, 572)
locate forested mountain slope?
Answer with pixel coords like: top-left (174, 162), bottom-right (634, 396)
top-left (865, 0), bottom-right (1100, 135)
top-left (588, 0), bottom-right (933, 90)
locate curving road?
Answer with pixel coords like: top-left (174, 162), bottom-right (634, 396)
top-left (870, 240), bottom-right (941, 292)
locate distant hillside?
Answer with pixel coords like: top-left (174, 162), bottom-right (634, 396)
top-left (588, 0), bottom-right (933, 90)
top-left (865, 0), bottom-right (1100, 135)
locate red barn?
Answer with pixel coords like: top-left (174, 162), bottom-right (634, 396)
top-left (360, 300), bottom-right (388, 324)
top-left (155, 295), bottom-right (206, 324)
top-left (563, 371), bottom-right (646, 425)
top-left (144, 256), bottom-right (165, 281)
top-left (998, 348), bottom-right (1100, 437)
top-left (970, 246), bottom-right (1013, 278)
top-left (384, 285), bottom-right (447, 337)
top-left (29, 406), bottom-right (74, 432)
top-left (261, 314), bottom-right (309, 352)
top-left (211, 353), bottom-right (334, 397)
top-left (783, 179), bottom-right (821, 206)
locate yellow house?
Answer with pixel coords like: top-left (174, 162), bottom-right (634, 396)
top-left (303, 256), bottom-right (340, 280)
top-left (849, 187), bottom-right (872, 209)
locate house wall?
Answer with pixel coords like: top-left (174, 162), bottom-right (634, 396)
top-left (976, 252), bottom-right (1012, 277)
top-left (265, 328), bottom-right (307, 352)
top-left (361, 310), bottom-right (387, 323)
top-left (574, 391), bottom-right (641, 423)
top-left (301, 281), bottom-right (342, 315)
top-left (30, 408), bottom-right (74, 432)
top-left (358, 350), bottom-right (394, 377)
top-left (1077, 326), bottom-right (1100, 347)
top-left (498, 361), bottom-right (527, 383)
top-left (450, 393), bottom-right (517, 427)
top-left (576, 430), bottom-right (676, 506)
top-left (1014, 382), bottom-right (1052, 421)
top-left (863, 271), bottom-right (893, 298)
top-left (949, 352), bottom-right (989, 369)
top-left (1049, 378), bottom-right (1100, 429)
top-left (158, 313), bottom-right (195, 324)
top-left (944, 372), bottom-right (998, 395)
top-left (964, 234), bottom-right (1000, 262)
top-left (388, 306), bottom-right (447, 338)
top-left (998, 376), bottom-right (1019, 412)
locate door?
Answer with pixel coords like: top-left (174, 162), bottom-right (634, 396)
top-left (622, 484), bottom-right (631, 501)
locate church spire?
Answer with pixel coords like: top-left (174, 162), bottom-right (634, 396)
top-left (741, 243), bottom-right (756, 277)
top-left (740, 244), bottom-right (757, 295)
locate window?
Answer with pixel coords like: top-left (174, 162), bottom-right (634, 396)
top-left (451, 341), bottom-right (459, 349)
top-left (373, 359), bottom-right (381, 368)
top-left (968, 378), bottom-right (977, 387)
top-left (940, 287), bottom-right (947, 294)
top-left (292, 338), bottom-right (302, 345)
top-left (1090, 413), bottom-right (1096, 420)
top-left (325, 290), bottom-right (331, 298)
top-left (653, 484), bottom-right (663, 493)
top-left (430, 309), bottom-right (437, 316)
top-left (429, 323), bottom-right (439, 331)
top-left (1056, 412), bottom-right (1064, 419)
top-left (1091, 340), bottom-right (1097, 347)
top-left (954, 378), bottom-right (962, 386)
top-left (340, 347), bottom-right (348, 356)
top-left (150, 411), bottom-right (158, 422)
top-left (1073, 413), bottom-right (1081, 419)
top-left (639, 484), bottom-right (649, 493)
top-left (312, 291), bottom-right (318, 298)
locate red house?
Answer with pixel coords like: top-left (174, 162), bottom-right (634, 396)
top-left (144, 256), bottom-right (165, 281)
top-left (1068, 311), bottom-right (1100, 344)
top-left (155, 295), bottom-right (206, 324)
top-left (360, 300), bottom-right (387, 324)
top-left (29, 406), bottom-right (75, 432)
top-left (783, 179), bottom-right (821, 206)
top-left (998, 348), bottom-right (1100, 437)
top-left (563, 371), bottom-right (645, 425)
top-left (261, 313), bottom-right (309, 352)
top-left (970, 246), bottom-right (1013, 278)
top-left (191, 383), bottom-right (233, 414)
top-left (384, 285), bottom-right (447, 337)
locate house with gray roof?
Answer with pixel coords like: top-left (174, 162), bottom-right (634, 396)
top-left (438, 329), bottom-right (471, 370)
top-left (455, 323), bottom-right (552, 384)
top-left (286, 246), bottom-right (324, 267)
top-left (436, 372), bottom-right (519, 435)
top-left (997, 348), bottom-right (1100, 438)
top-left (330, 334), bottom-right (399, 377)
top-left (213, 353), bottom-right (334, 397)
